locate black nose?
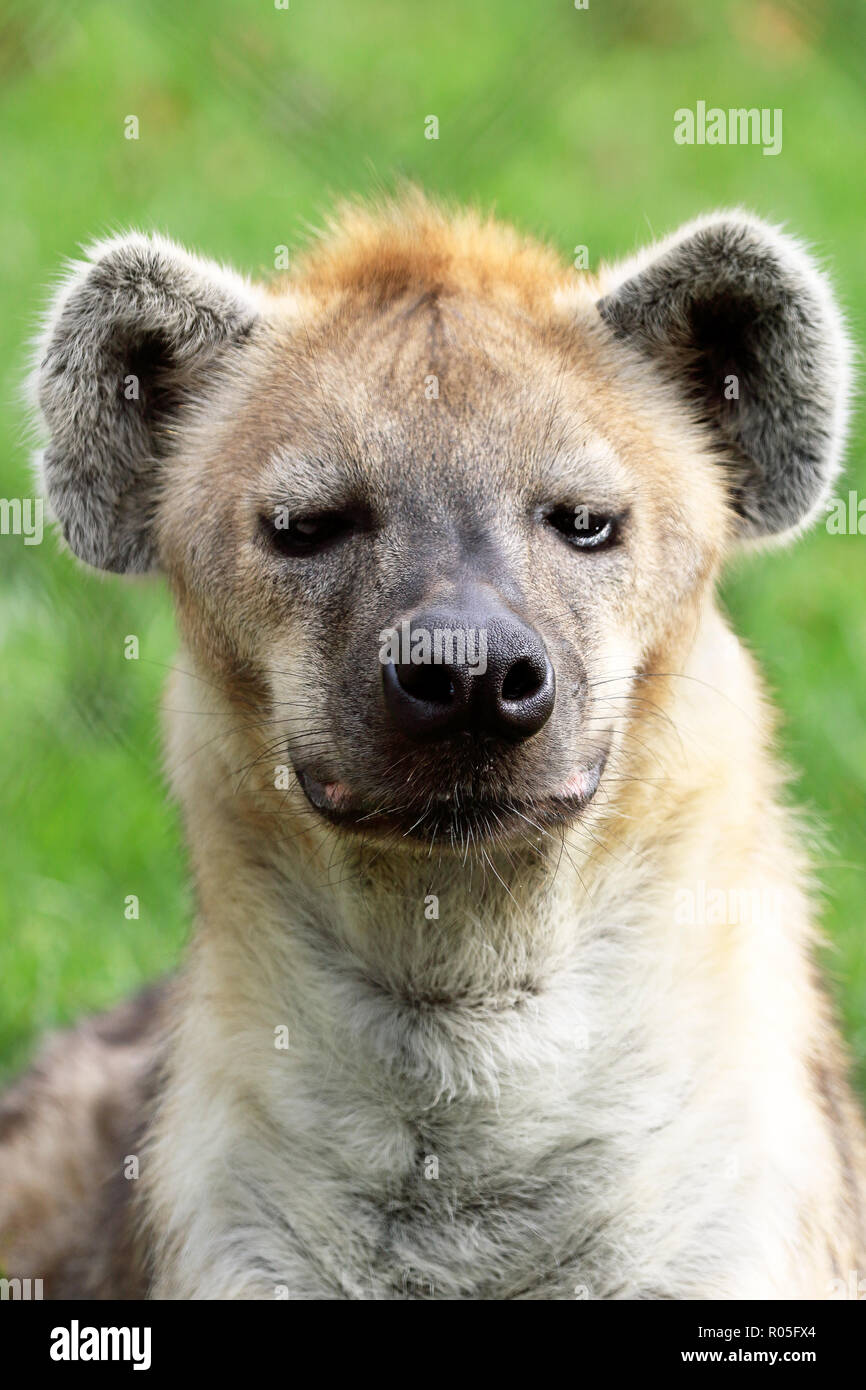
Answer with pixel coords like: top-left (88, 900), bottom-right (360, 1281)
top-left (381, 602), bottom-right (555, 744)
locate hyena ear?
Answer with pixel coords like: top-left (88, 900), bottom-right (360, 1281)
top-left (596, 212), bottom-right (851, 539)
top-left (33, 233), bottom-right (262, 572)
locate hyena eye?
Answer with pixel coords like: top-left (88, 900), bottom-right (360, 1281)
top-left (260, 509), bottom-right (358, 557)
top-left (544, 506), bottom-right (620, 551)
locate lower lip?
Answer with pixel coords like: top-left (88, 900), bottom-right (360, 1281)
top-left (294, 749), bottom-right (608, 838)
top-left (555, 762), bottom-right (604, 803)
top-left (296, 769), bottom-right (353, 814)
top-left (524, 751), bottom-right (607, 823)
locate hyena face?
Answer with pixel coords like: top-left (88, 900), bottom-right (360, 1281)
top-left (155, 291), bottom-right (724, 847)
top-left (35, 198), bottom-right (848, 851)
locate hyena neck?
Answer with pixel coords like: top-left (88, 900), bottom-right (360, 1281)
top-left (191, 786), bottom-right (596, 1029)
top-left (153, 794), bottom-right (661, 1298)
top-left (150, 778), bottom-right (627, 1295)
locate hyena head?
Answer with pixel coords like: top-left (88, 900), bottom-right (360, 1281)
top-left (34, 196), bottom-right (848, 863)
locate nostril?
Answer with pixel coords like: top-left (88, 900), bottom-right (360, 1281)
top-left (383, 653), bottom-right (470, 744)
top-left (492, 644), bottom-right (555, 740)
top-left (396, 662), bottom-right (455, 706)
top-left (501, 657), bottom-right (543, 703)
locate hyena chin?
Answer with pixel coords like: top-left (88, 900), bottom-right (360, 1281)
top-left (2, 193), bottom-right (864, 1300)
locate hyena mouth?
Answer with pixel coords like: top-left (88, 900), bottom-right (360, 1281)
top-left (294, 748), bottom-right (608, 845)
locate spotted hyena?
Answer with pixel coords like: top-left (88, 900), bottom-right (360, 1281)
top-left (1, 194), bottom-right (863, 1298)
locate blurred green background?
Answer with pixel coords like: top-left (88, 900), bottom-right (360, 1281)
top-left (1, 0), bottom-right (864, 1088)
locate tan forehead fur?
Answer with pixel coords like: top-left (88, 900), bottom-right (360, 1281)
top-left (272, 190), bottom-right (578, 311)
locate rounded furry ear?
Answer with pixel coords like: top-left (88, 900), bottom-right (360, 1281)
top-left (596, 212), bottom-right (851, 539)
top-left (33, 233), bottom-right (262, 572)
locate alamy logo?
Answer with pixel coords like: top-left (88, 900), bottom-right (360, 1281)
top-left (0, 1276), bottom-right (43, 1299)
top-left (49, 1320), bottom-right (152, 1371)
top-left (827, 1269), bottom-right (866, 1299)
top-left (0, 497), bottom-right (43, 545)
top-left (825, 490), bottom-right (866, 535)
top-left (674, 102), bottom-right (782, 156)
top-left (674, 880), bottom-right (782, 929)
top-left (379, 621), bottom-right (488, 675)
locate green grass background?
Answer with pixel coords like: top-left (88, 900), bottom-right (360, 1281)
top-left (1, 0), bottom-right (864, 1088)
